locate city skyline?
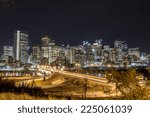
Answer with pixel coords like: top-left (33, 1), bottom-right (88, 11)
top-left (0, 0), bottom-right (150, 55)
top-left (1, 30), bottom-right (149, 69)
top-left (0, 30), bottom-right (149, 55)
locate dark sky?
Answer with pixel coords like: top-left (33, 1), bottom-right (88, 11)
top-left (0, 0), bottom-right (150, 54)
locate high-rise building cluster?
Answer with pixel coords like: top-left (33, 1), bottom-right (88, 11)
top-left (1, 30), bottom-right (29, 66)
top-left (0, 30), bottom-right (150, 68)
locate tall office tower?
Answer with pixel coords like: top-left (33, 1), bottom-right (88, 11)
top-left (48, 45), bottom-right (59, 65)
top-left (32, 46), bottom-right (41, 64)
top-left (103, 45), bottom-right (111, 64)
top-left (83, 41), bottom-right (94, 67)
top-left (91, 40), bottom-right (103, 66)
top-left (65, 46), bottom-right (76, 65)
top-left (2, 46), bottom-right (13, 63)
top-left (114, 40), bottom-right (128, 64)
top-left (59, 45), bottom-right (66, 59)
top-left (110, 48), bottom-right (117, 63)
top-left (74, 45), bottom-right (84, 67)
top-left (48, 39), bottom-right (59, 65)
top-left (41, 35), bottom-right (50, 65)
top-left (14, 30), bottom-right (29, 64)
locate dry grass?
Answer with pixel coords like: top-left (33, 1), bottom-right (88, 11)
top-left (0, 73), bottom-right (113, 100)
top-left (36, 73), bottom-right (112, 98)
top-left (0, 93), bottom-right (71, 100)
top-left (2, 76), bottom-right (42, 82)
top-left (0, 93), bottom-right (47, 100)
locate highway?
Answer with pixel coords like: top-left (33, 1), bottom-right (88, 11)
top-left (38, 68), bottom-right (115, 87)
top-left (13, 68), bottom-right (115, 89)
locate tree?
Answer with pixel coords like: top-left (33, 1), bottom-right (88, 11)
top-left (82, 76), bottom-right (88, 100)
top-left (106, 69), bottom-right (150, 99)
top-left (105, 69), bottom-right (123, 95)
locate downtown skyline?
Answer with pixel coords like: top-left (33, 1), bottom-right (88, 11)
top-left (0, 30), bottom-right (149, 55)
top-left (1, 30), bottom-right (149, 69)
top-left (0, 0), bottom-right (150, 54)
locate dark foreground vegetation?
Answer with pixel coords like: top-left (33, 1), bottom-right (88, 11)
top-left (105, 69), bottom-right (150, 100)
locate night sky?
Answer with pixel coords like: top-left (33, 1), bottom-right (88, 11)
top-left (0, 0), bottom-right (150, 55)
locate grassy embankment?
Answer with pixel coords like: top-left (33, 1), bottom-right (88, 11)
top-left (36, 73), bottom-right (113, 99)
top-left (0, 74), bottom-right (118, 100)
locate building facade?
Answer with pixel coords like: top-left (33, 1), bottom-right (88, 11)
top-left (32, 46), bottom-right (41, 64)
top-left (41, 35), bottom-right (50, 65)
top-left (14, 30), bottom-right (29, 64)
top-left (2, 46), bottom-right (13, 63)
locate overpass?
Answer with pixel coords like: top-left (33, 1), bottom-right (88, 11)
top-left (38, 68), bottom-right (115, 88)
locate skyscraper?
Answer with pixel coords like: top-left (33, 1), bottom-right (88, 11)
top-left (91, 40), bottom-right (103, 66)
top-left (48, 39), bottom-right (59, 65)
top-left (83, 41), bottom-right (94, 67)
top-left (32, 46), bottom-right (41, 64)
top-left (2, 46), bottom-right (13, 63)
top-left (41, 35), bottom-right (50, 65)
top-left (114, 40), bottom-right (128, 64)
top-left (14, 30), bottom-right (29, 64)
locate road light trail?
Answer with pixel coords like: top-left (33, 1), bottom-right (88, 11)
top-left (14, 67), bottom-right (115, 88)
top-left (39, 68), bottom-right (114, 87)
